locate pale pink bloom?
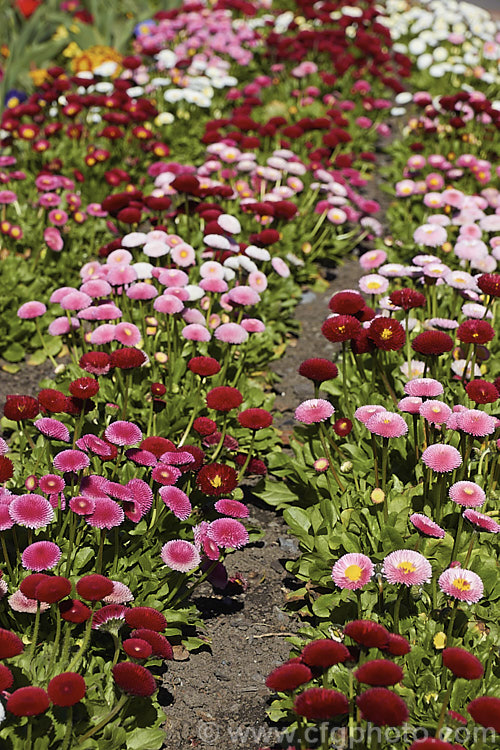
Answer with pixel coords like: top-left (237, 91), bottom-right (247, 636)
top-left (327, 207), bottom-right (347, 224)
top-left (80, 279), bottom-right (112, 298)
top-left (154, 295), bottom-right (184, 315)
top-left (214, 323), bottom-right (248, 344)
top-left (395, 180), bottom-right (415, 197)
top-left (122, 232), bottom-right (148, 247)
top-left (366, 411), bottom-right (408, 438)
top-left (107, 265), bottom-right (137, 286)
top-left (105, 421), bottom-right (142, 447)
top-left (438, 567), bottom-right (483, 603)
top-left (332, 553), bottom-right (374, 590)
top-left (200, 261), bottom-right (225, 279)
top-left (161, 540), bottom-right (201, 572)
top-left (457, 409), bottom-right (496, 437)
top-left (241, 318), bottom-right (265, 333)
top-left (449, 481), bottom-right (485, 507)
top-left (248, 271), bottom-right (268, 292)
top-left (421, 444), bottom-right (462, 473)
top-left (398, 396), bottom-right (422, 414)
top-left (108, 249), bottom-right (132, 265)
top-left (217, 214), bottom-right (241, 234)
top-left (127, 283), bottom-right (158, 301)
top-left (84, 303), bottom-right (121, 321)
top-left (159, 486), bottom-right (192, 520)
top-left (44, 227), bottom-right (63, 251)
top-left (158, 268), bottom-right (189, 287)
top-left (163, 286), bottom-right (189, 301)
top-left (228, 286), bottom-right (260, 306)
top-left (9, 590), bottom-right (49, 614)
top-left (103, 581), bottom-right (134, 604)
top-left (463, 509), bottom-right (500, 533)
top-left (143, 240), bottom-right (170, 258)
top-left (271, 257), bottom-right (290, 277)
top-left (171, 243), bottom-right (196, 266)
top-left (199, 278), bottom-right (228, 293)
top-left (413, 224), bottom-right (447, 247)
top-left (404, 378), bottom-right (443, 398)
top-left (354, 405), bottom-right (386, 425)
top-left (90, 324), bottom-right (116, 345)
top-left (114, 322), bottom-right (141, 346)
top-left (0, 438), bottom-right (8, 455)
top-left (60, 291), bottom-right (92, 311)
top-left (358, 274), bottom-right (389, 295)
top-left (409, 513), bottom-right (445, 538)
top-left (17, 301), bottom-right (46, 319)
top-left (419, 400), bottom-right (452, 425)
top-left (182, 323), bottom-right (211, 342)
top-left (383, 550), bottom-right (432, 586)
top-left (295, 399), bottom-right (334, 424)
top-left (207, 518), bottom-right (249, 549)
top-left (359, 249), bottom-right (387, 271)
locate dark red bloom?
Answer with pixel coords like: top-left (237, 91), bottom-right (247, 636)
top-left (20, 573), bottom-right (50, 600)
top-left (16, 0), bottom-right (41, 18)
top-left (467, 696), bottom-right (500, 732)
top-left (329, 291), bottom-right (365, 315)
top-left (465, 380), bottom-right (498, 404)
top-left (0, 456), bottom-right (14, 482)
top-left (123, 638), bottom-right (152, 659)
top-left (355, 659), bottom-right (404, 686)
top-left (298, 358), bottom-right (338, 383)
top-left (110, 348), bottom-right (147, 369)
top-left (301, 639), bottom-right (350, 668)
top-left (112, 662), bottom-right (157, 696)
top-left (412, 331), bottom-right (454, 356)
top-left (47, 672), bottom-right (86, 706)
top-left (124, 607), bottom-right (167, 632)
top-left (457, 320), bottom-right (495, 345)
top-left (206, 386), bottom-right (243, 412)
top-left (265, 663), bottom-right (312, 692)
top-left (293, 688), bottom-right (349, 720)
top-left (357, 688), bottom-right (409, 726)
top-left (140, 436), bottom-right (175, 458)
top-left (0, 663), bottom-right (13, 691)
top-left (3, 395), bottom-right (39, 421)
top-left (382, 634), bottom-right (411, 656)
top-left (477, 273), bottom-right (500, 298)
top-left (69, 378), bottom-right (99, 400)
top-left (7, 686), bottom-right (49, 716)
top-left (151, 382), bottom-right (166, 397)
top-left (131, 629), bottom-right (173, 659)
top-left (0, 629), bottom-right (24, 658)
top-left (442, 647), bottom-right (484, 680)
top-left (196, 463), bottom-right (238, 496)
top-left (352, 330), bottom-right (376, 354)
top-left (193, 417), bottom-right (217, 436)
top-left (34, 576), bottom-right (72, 604)
top-left (76, 574), bottom-right (113, 601)
top-left (344, 620), bottom-right (390, 649)
top-left (389, 288), bottom-right (427, 310)
top-left (333, 418), bottom-right (352, 437)
top-left (38, 389), bottom-right (68, 413)
top-left (181, 445), bottom-right (205, 472)
top-left (171, 175), bottom-right (200, 195)
top-left (238, 408), bottom-right (273, 430)
top-left (322, 315), bottom-right (362, 343)
top-left (79, 351), bottom-right (111, 375)
top-left (368, 318), bottom-right (406, 351)
top-left (188, 356), bottom-right (221, 377)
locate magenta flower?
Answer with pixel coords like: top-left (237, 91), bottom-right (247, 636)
top-left (69, 496), bottom-right (95, 515)
top-left (214, 499), bottom-right (249, 518)
top-left (104, 421), bottom-right (142, 447)
top-left (332, 553), bottom-right (374, 591)
top-left (383, 550), bottom-right (432, 586)
top-left (17, 301), bottom-right (46, 319)
top-left (182, 323), bottom-right (211, 342)
top-left (439, 567), bottom-right (483, 604)
top-left (86, 498), bottom-right (125, 529)
top-left (44, 227), bottom-right (63, 252)
top-left (53, 450), bottom-right (90, 473)
top-left (449, 482), bottom-right (485, 508)
top-left (39, 475), bottom-right (65, 495)
top-left (151, 464), bottom-right (181, 486)
top-left (463, 510), bottom-right (500, 533)
top-left (295, 399), bottom-right (334, 424)
top-left (404, 378), bottom-right (443, 398)
top-left (114, 322), bottom-right (142, 347)
top-left (207, 518), bottom-right (249, 549)
top-left (35, 418), bottom-right (70, 442)
top-left (409, 513), bottom-right (445, 539)
top-left (421, 444), bottom-right (462, 473)
top-left (22, 541), bottom-right (61, 571)
top-left (365, 411), bottom-right (408, 438)
top-left (59, 291), bottom-right (92, 311)
top-left (161, 540), bottom-right (201, 572)
top-left (159, 486), bottom-right (192, 520)
top-left (9, 494), bottom-right (54, 529)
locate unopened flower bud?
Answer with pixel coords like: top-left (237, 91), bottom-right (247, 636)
top-left (371, 488), bottom-right (385, 504)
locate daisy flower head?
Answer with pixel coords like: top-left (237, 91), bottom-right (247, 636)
top-left (421, 444), bottom-right (462, 473)
top-left (295, 399), bottom-right (334, 424)
top-left (439, 567), bottom-right (483, 603)
top-left (331, 553), bottom-right (374, 590)
top-left (383, 550), bottom-right (432, 586)
top-left (449, 481), bottom-right (485, 508)
top-left (365, 411), bottom-right (408, 438)
top-left (409, 513), bottom-right (445, 538)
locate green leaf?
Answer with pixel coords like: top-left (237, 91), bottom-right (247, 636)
top-left (127, 728), bottom-right (166, 750)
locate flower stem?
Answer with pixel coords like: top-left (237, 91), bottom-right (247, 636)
top-left (67, 608), bottom-right (94, 673)
top-left (29, 602), bottom-right (41, 672)
top-left (449, 513), bottom-right (464, 565)
top-left (46, 608), bottom-right (62, 679)
top-left (61, 706), bottom-right (73, 750)
top-left (435, 681), bottom-right (453, 738)
top-left (78, 694), bottom-right (129, 743)
top-left (393, 587), bottom-right (405, 634)
top-left (446, 600), bottom-right (458, 646)
top-left (1, 535), bottom-right (14, 581)
top-left (237, 432), bottom-right (256, 481)
top-left (211, 414), bottom-right (228, 462)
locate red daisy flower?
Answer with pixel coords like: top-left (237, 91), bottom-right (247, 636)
top-left (47, 672), bottom-right (86, 706)
top-left (0, 628), bottom-right (23, 658)
top-left (193, 417), bottom-right (217, 436)
top-left (123, 638), bottom-right (152, 660)
top-left (298, 358), bottom-right (338, 383)
top-left (354, 659), bottom-right (404, 686)
top-left (79, 351), bottom-right (111, 375)
top-left (265, 663), bottom-right (312, 692)
top-left (196, 463), bottom-right (238, 496)
top-left (457, 320), bottom-right (495, 345)
top-left (368, 318), bottom-right (406, 351)
top-left (293, 687), bottom-right (349, 720)
top-left (110, 348), bottom-right (147, 369)
top-left (301, 639), bottom-right (350, 668)
top-left (237, 408), bottom-right (273, 430)
top-left (357, 687), bottom-right (409, 726)
top-left (0, 456), bottom-right (14, 482)
top-left (188, 356), bottom-right (221, 376)
top-left (206, 386), bottom-right (243, 412)
top-left (321, 315), bottom-right (362, 343)
top-left (467, 696), bottom-right (500, 732)
top-left (69, 377), bottom-right (100, 400)
top-left (38, 389), bottom-right (68, 413)
top-left (344, 620), bottom-right (390, 649)
top-left (7, 686), bottom-right (49, 716)
top-left (131, 629), bottom-right (173, 659)
top-left (465, 380), bottom-right (498, 404)
top-left (34, 576), bottom-right (72, 604)
top-left (20, 573), bottom-right (50, 599)
top-left (382, 634), bottom-right (411, 656)
top-left (0, 663), bottom-right (13, 691)
top-left (442, 647), bottom-right (484, 680)
top-left (412, 330), bottom-right (454, 356)
top-left (389, 288), bottom-right (427, 310)
top-left (328, 291), bottom-right (365, 315)
top-left (3, 395), bottom-right (39, 421)
top-left (112, 662), bottom-right (157, 696)
top-left (76, 574), bottom-right (114, 601)
top-left (477, 273), bottom-right (500, 297)
top-left (333, 418), bottom-right (352, 437)
top-left (124, 607), bottom-right (167, 632)
top-left (140, 436), bottom-right (175, 458)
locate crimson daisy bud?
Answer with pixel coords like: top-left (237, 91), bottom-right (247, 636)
top-left (69, 377), bottom-right (99, 400)
top-left (298, 358), bottom-right (338, 383)
top-left (465, 379), bottom-right (498, 405)
top-left (0, 628), bottom-right (24, 658)
top-left (328, 291), bottom-right (365, 315)
top-left (112, 662), bottom-right (157, 697)
top-left (354, 659), bottom-right (404, 686)
top-left (76, 574), bottom-right (114, 601)
top-left (34, 575), bottom-right (72, 604)
top-left (301, 639), bottom-right (350, 668)
top-left (477, 273), bottom-right (500, 297)
top-left (412, 331), bottom-right (454, 356)
top-left (3, 395), bottom-right (39, 421)
top-left (193, 417), bottom-right (217, 436)
top-left (357, 687), bottom-right (409, 726)
top-left (124, 607), bottom-right (167, 632)
top-left (131, 629), bottom-right (173, 659)
top-left (442, 647), bottom-right (484, 680)
top-left (206, 386), bottom-right (243, 412)
top-left (457, 320), bottom-right (495, 345)
top-left (368, 317), bottom-right (406, 351)
top-left (344, 620), bottom-right (390, 649)
top-left (389, 288), bottom-right (427, 310)
top-left (110, 348), bottom-right (147, 369)
top-left (123, 638), bottom-right (153, 660)
top-left (7, 686), bottom-right (50, 716)
top-left (188, 356), bottom-right (221, 377)
top-left (47, 672), bottom-right (86, 706)
top-left (0, 663), bottom-right (13, 691)
top-left (237, 408), bottom-right (273, 430)
top-left (293, 687), bottom-right (349, 720)
top-left (382, 634), bottom-right (411, 656)
top-left (20, 573), bottom-right (51, 600)
top-left (333, 418), bottom-right (352, 437)
top-left (321, 314), bottom-right (362, 343)
top-left (467, 696), bottom-right (500, 732)
top-left (151, 382), bottom-right (166, 397)
top-left (265, 663), bottom-right (312, 692)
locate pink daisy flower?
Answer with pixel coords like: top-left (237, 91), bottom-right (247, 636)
top-left (419, 400), bottom-right (452, 425)
top-left (295, 399), bottom-right (334, 424)
top-left (127, 283), bottom-right (158, 301)
top-left (114, 322), bottom-right (142, 347)
top-left (228, 286), bottom-right (260, 306)
top-left (456, 409), bottom-right (496, 437)
top-left (69, 496), bottom-right (95, 515)
top-left (53, 450), bottom-right (90, 473)
top-left (161, 540), bottom-right (201, 572)
top-left (86, 498), bottom-right (124, 529)
top-left (421, 444), bottom-right (462, 473)
top-left (35, 418), bottom-right (70, 442)
top-left (17, 301), bottom-right (47, 319)
top-left (214, 499), bottom-right (249, 518)
top-left (159, 486), bottom-right (192, 520)
top-left (404, 378), bottom-right (444, 398)
top-left (214, 323), bottom-right (248, 344)
top-left (398, 397), bottom-right (422, 414)
top-left (103, 581), bottom-right (134, 604)
top-left (207, 518), bottom-right (249, 549)
top-left (60, 291), bottom-right (92, 311)
top-left (331, 553), bottom-right (374, 590)
top-left (154, 295), bottom-right (184, 315)
top-left (22, 541), bottom-right (61, 571)
top-left (438, 567), bottom-right (483, 603)
top-left (241, 318), bottom-right (266, 333)
top-left (104, 421), bottom-right (142, 447)
top-left (80, 279), bottom-right (112, 298)
top-left (354, 405), bottom-right (386, 425)
top-left (39, 475), bottom-right (65, 495)
top-left (152, 465), bottom-right (182, 486)
top-left (413, 223), bottom-right (447, 247)
top-left (358, 274), bottom-right (389, 295)
top-left (182, 323), bottom-right (211, 342)
top-left (92, 604), bottom-right (127, 632)
top-left (9, 590), bottom-right (49, 614)
top-left (125, 449), bottom-right (157, 467)
top-left (383, 550), bottom-right (432, 586)
top-left (463, 509), bottom-right (500, 533)
top-left (9, 494), bottom-right (54, 529)
top-left (409, 513), bottom-right (446, 538)
top-left (449, 481), bottom-right (485, 508)
top-left (90, 325), bottom-right (116, 345)
top-left (365, 411), bottom-right (408, 438)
